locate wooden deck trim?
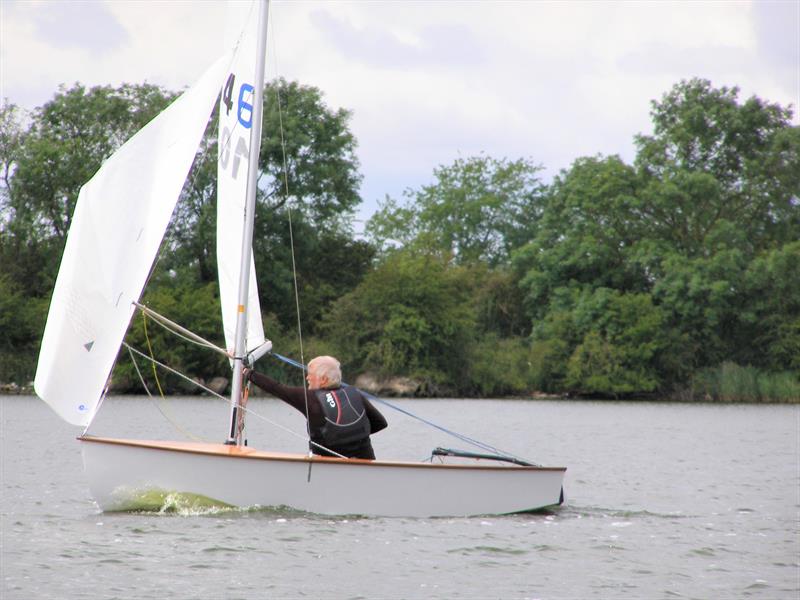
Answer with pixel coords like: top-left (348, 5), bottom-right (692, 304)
top-left (78, 435), bottom-right (567, 472)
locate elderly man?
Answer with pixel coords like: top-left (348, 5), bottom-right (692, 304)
top-left (242, 356), bottom-right (387, 459)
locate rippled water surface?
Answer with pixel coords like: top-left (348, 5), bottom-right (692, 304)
top-left (2, 395), bottom-right (798, 599)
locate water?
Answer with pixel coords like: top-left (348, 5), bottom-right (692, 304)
top-left (2, 395), bottom-right (798, 599)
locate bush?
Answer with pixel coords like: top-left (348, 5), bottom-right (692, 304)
top-left (692, 362), bottom-right (800, 402)
top-left (466, 335), bottom-right (530, 397)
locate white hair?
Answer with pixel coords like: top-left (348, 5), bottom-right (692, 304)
top-left (309, 355), bottom-right (341, 387)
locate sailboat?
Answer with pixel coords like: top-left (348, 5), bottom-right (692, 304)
top-left (34, 0), bottom-right (566, 517)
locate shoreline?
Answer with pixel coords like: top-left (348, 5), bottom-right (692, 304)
top-left (5, 389), bottom-right (796, 403)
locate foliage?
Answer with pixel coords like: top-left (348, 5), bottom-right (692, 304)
top-left (466, 335), bottom-right (532, 397)
top-left (367, 155), bottom-right (545, 266)
top-left (2, 77), bottom-right (798, 403)
top-left (692, 362), bottom-right (800, 403)
top-left (12, 84), bottom-right (175, 242)
top-left (260, 78), bottom-right (362, 225)
top-left (514, 78), bottom-right (799, 396)
top-left (113, 281), bottom-right (229, 393)
top-left (1, 86), bottom-right (175, 297)
top-left (0, 272), bottom-right (47, 385)
top-left (321, 251), bottom-right (476, 393)
top-left (250, 212), bottom-right (375, 336)
top-left (161, 78), bottom-right (370, 336)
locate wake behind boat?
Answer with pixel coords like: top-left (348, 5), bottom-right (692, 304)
top-left (34, 0), bottom-right (566, 517)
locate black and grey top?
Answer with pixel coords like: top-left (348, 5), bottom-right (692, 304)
top-left (246, 371), bottom-right (388, 459)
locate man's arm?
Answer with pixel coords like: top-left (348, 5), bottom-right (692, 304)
top-left (363, 398), bottom-right (388, 434)
top-left (245, 369), bottom-right (316, 416)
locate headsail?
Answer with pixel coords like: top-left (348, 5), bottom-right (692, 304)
top-left (34, 56), bottom-right (229, 427)
top-left (217, 0), bottom-right (266, 354)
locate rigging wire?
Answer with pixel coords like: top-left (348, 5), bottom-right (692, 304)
top-left (127, 304), bottom-right (533, 463)
top-left (268, 13), bottom-right (313, 441)
top-left (127, 342), bottom-right (206, 443)
top-left (119, 7), bottom-right (532, 466)
top-left (268, 351), bottom-right (538, 465)
top-left (134, 301), bottom-right (228, 356)
top-left (122, 342), bottom-right (346, 458)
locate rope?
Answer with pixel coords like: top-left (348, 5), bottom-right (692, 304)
top-left (269, 351), bottom-right (538, 465)
top-left (268, 15), bottom-right (313, 440)
top-left (134, 302), bottom-right (227, 356)
top-left (122, 342), bottom-right (346, 459)
top-left (127, 343), bottom-right (206, 442)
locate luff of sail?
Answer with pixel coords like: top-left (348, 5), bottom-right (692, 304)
top-left (34, 55), bottom-right (230, 427)
top-left (217, 0), bottom-right (266, 355)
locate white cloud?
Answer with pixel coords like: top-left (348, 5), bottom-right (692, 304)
top-left (2, 0), bottom-right (797, 225)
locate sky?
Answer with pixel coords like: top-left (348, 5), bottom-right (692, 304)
top-left (2, 0), bottom-right (798, 227)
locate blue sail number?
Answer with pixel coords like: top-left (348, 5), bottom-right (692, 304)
top-left (237, 83), bottom-right (254, 129)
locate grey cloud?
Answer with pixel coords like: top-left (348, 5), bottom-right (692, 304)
top-left (617, 43), bottom-right (753, 78)
top-left (309, 9), bottom-right (484, 69)
top-left (31, 0), bottom-right (128, 53)
top-left (753, 0), bottom-right (798, 69)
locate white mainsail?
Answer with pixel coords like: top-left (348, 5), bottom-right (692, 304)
top-left (217, 0), bottom-right (266, 354)
top-left (34, 56), bottom-right (229, 427)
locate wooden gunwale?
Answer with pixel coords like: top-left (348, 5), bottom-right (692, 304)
top-left (78, 435), bottom-right (567, 472)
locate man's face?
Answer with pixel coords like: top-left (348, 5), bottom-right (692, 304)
top-left (306, 361), bottom-right (326, 389)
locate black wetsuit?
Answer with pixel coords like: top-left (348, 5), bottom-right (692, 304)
top-left (246, 371), bottom-right (387, 459)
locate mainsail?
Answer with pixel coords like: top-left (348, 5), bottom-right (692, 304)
top-left (34, 56), bottom-right (229, 427)
top-left (217, 1), bottom-right (266, 354)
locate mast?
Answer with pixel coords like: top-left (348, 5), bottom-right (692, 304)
top-left (227, 0), bottom-right (270, 445)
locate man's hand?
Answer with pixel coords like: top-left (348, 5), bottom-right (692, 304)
top-left (242, 366), bottom-right (251, 381)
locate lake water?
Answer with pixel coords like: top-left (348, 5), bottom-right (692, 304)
top-left (2, 395), bottom-right (798, 599)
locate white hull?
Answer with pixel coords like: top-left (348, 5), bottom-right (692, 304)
top-left (80, 436), bottom-right (565, 517)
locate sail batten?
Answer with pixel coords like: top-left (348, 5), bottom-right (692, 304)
top-left (35, 55), bottom-right (230, 427)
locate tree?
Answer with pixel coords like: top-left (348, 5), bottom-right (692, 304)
top-left (515, 79), bottom-right (800, 395)
top-left (161, 78), bottom-right (369, 335)
top-left (321, 250), bottom-right (476, 392)
top-left (637, 79), bottom-right (800, 372)
top-left (114, 281), bottom-right (229, 393)
top-left (635, 78), bottom-right (800, 255)
top-left (260, 78), bottom-right (362, 225)
top-left (514, 155), bottom-right (649, 324)
top-left (12, 84), bottom-right (175, 242)
top-left (739, 241), bottom-right (800, 371)
top-left (367, 155), bottom-right (546, 266)
top-left (0, 272), bottom-right (47, 385)
top-left (5, 84), bottom-right (176, 296)
top-left (0, 102), bottom-right (25, 223)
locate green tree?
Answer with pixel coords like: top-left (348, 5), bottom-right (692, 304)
top-left (162, 78), bottom-right (370, 336)
top-left (515, 79), bottom-right (799, 395)
top-left (12, 84), bottom-right (175, 242)
top-left (564, 290), bottom-right (673, 395)
top-left (321, 251), bottom-right (476, 393)
top-left (637, 79), bottom-right (800, 373)
top-left (740, 241), bottom-right (800, 371)
top-left (0, 273), bottom-right (47, 385)
top-left (260, 78), bottom-right (362, 224)
top-left (5, 85), bottom-right (176, 296)
top-left (367, 155), bottom-right (545, 266)
top-left (514, 155), bottom-right (648, 324)
top-left (635, 78), bottom-right (800, 254)
top-left (114, 281), bottom-right (228, 393)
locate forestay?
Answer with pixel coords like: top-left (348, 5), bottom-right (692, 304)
top-left (34, 56), bottom-right (229, 427)
top-left (217, 0), bottom-right (266, 354)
